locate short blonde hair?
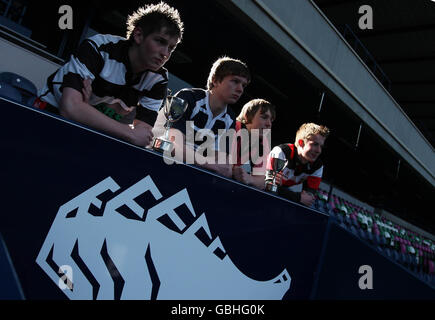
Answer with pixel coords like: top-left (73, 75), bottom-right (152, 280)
top-left (236, 99), bottom-right (276, 124)
top-left (295, 123), bottom-right (330, 144)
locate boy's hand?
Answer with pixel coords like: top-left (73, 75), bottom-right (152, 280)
top-left (300, 190), bottom-right (315, 207)
top-left (128, 119), bottom-right (154, 147)
top-left (232, 165), bottom-right (252, 185)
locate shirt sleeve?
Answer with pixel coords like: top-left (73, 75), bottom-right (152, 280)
top-left (138, 79), bottom-right (168, 112)
top-left (59, 39), bottom-right (104, 93)
top-left (305, 166), bottom-right (323, 190)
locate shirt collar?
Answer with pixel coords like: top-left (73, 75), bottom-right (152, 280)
top-left (206, 91), bottom-right (228, 119)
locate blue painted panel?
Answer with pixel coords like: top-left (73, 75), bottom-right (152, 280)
top-left (1, 99), bottom-right (433, 299)
top-left (314, 221), bottom-right (435, 299)
top-left (0, 233), bottom-right (25, 300)
top-left (0, 99), bottom-right (328, 299)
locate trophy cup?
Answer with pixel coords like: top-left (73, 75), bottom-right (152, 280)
top-left (152, 92), bottom-right (188, 153)
top-left (265, 158), bottom-right (288, 193)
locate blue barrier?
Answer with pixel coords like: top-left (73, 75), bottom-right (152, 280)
top-left (0, 98), bottom-right (433, 299)
top-left (0, 233), bottom-right (25, 300)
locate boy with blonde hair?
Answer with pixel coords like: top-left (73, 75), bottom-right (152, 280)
top-left (265, 123), bottom-right (330, 206)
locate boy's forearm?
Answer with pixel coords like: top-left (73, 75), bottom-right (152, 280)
top-left (277, 186), bottom-right (301, 203)
top-left (250, 174), bottom-right (266, 190)
top-left (60, 88), bottom-right (132, 142)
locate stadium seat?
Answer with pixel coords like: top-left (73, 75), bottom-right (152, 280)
top-left (404, 253), bottom-right (414, 268)
top-left (372, 223), bottom-right (380, 236)
top-left (391, 249), bottom-right (400, 262)
top-left (375, 244), bottom-right (383, 253)
top-left (379, 235), bottom-right (388, 248)
top-left (384, 247), bottom-right (393, 259)
top-left (0, 72), bottom-right (37, 106)
top-left (335, 214), bottom-right (346, 227)
top-left (416, 271), bottom-right (427, 282)
top-left (0, 83), bottom-right (22, 103)
top-left (423, 274), bottom-right (431, 284)
top-left (408, 254), bottom-right (419, 271)
top-left (373, 233), bottom-right (382, 246)
top-left (318, 188), bottom-right (432, 277)
top-left (365, 230), bottom-right (375, 244)
top-left (358, 228), bottom-right (369, 242)
top-left (429, 260), bottom-right (435, 275)
top-left (350, 214), bottom-right (359, 228)
top-left (329, 201), bottom-right (338, 213)
top-left (349, 225), bottom-right (358, 236)
top-left (396, 252), bottom-right (407, 266)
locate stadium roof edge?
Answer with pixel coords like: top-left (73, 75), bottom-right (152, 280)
top-left (218, 0), bottom-right (434, 187)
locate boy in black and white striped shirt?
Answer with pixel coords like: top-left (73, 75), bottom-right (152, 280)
top-left (153, 57), bottom-right (251, 178)
top-left (39, 2), bottom-right (184, 148)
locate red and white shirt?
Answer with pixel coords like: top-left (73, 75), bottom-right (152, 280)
top-left (266, 143), bottom-right (323, 190)
top-left (231, 121), bottom-right (271, 176)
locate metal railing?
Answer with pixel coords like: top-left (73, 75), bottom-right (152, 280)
top-left (342, 24), bottom-right (392, 92)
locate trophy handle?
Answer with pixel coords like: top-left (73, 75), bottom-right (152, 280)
top-left (162, 94), bottom-right (175, 141)
top-left (272, 170), bottom-right (278, 185)
top-left (270, 158), bottom-right (288, 187)
top-left (163, 125), bottom-right (170, 141)
top-left (160, 95), bottom-right (189, 144)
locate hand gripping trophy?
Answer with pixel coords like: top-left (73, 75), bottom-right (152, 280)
top-left (152, 89), bottom-right (188, 153)
top-left (265, 158), bottom-right (288, 193)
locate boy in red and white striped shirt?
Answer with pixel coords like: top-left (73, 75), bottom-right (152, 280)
top-left (266, 123), bottom-right (330, 206)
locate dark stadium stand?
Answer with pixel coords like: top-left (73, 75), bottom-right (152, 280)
top-left (314, 188), bottom-right (435, 285)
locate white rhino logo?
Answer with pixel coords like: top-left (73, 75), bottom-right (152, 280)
top-left (36, 176), bottom-right (291, 299)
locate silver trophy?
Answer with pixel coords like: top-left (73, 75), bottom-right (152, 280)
top-left (265, 158), bottom-right (288, 193)
top-left (152, 92), bottom-right (188, 153)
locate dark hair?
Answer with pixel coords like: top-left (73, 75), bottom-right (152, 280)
top-left (126, 2), bottom-right (184, 41)
top-left (237, 99), bottom-right (276, 124)
top-left (207, 56), bottom-right (251, 90)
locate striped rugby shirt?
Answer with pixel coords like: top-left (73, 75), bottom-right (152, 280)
top-left (266, 143), bottom-right (323, 202)
top-left (153, 88), bottom-right (236, 152)
top-left (39, 34), bottom-right (168, 124)
top-left (232, 120), bottom-right (268, 175)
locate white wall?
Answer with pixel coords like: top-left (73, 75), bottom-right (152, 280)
top-left (0, 37), bottom-right (193, 95)
top-left (0, 37), bottom-right (61, 90)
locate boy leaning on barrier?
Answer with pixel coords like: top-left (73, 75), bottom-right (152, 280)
top-left (265, 123), bottom-right (330, 206)
top-left (153, 56), bottom-right (251, 178)
top-left (231, 99), bottom-right (276, 190)
top-left (38, 2), bottom-right (184, 148)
